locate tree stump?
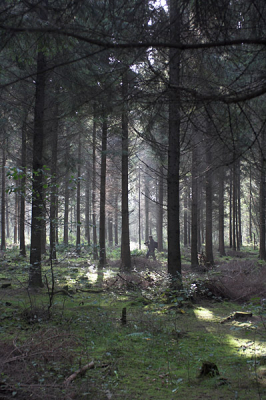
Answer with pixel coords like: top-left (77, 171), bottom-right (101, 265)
top-left (199, 361), bottom-right (219, 378)
top-left (121, 307), bottom-right (127, 325)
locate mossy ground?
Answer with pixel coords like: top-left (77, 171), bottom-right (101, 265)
top-left (0, 247), bottom-right (266, 399)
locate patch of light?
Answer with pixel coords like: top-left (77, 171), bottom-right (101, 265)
top-left (152, 0), bottom-right (168, 9)
top-left (86, 270), bottom-right (98, 283)
top-left (194, 307), bottom-right (215, 321)
top-left (225, 334), bottom-right (266, 358)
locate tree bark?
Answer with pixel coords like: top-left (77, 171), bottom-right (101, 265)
top-left (20, 114), bottom-right (27, 256)
top-left (49, 93), bottom-right (59, 261)
top-left (183, 179), bottom-right (188, 247)
top-left (1, 137), bottom-right (6, 251)
top-left (29, 45), bottom-right (46, 287)
top-left (167, 0), bottom-right (182, 287)
top-left (92, 104), bottom-right (98, 260)
top-left (205, 138), bottom-right (214, 266)
top-left (145, 173), bottom-right (149, 241)
top-left (157, 164), bottom-right (164, 251)
top-left (121, 71), bottom-right (131, 271)
top-left (76, 132), bottom-right (81, 255)
top-left (99, 115), bottom-right (107, 268)
top-left (259, 128), bottom-right (266, 260)
top-left (64, 169), bottom-right (69, 246)
top-left (218, 165), bottom-right (226, 256)
top-left (85, 164), bottom-right (91, 246)
top-left (191, 140), bottom-right (198, 267)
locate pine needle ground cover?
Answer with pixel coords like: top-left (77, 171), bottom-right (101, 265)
top-left (0, 248), bottom-right (266, 399)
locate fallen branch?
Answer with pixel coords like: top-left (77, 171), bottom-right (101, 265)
top-left (48, 289), bottom-right (74, 298)
top-left (63, 361), bottom-right (95, 387)
top-left (76, 288), bottom-right (104, 293)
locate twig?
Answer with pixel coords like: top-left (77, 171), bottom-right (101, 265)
top-left (63, 361), bottom-right (95, 387)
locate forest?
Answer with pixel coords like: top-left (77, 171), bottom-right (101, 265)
top-left (1, 0), bottom-right (266, 399)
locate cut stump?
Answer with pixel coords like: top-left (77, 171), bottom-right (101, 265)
top-left (199, 361), bottom-right (219, 378)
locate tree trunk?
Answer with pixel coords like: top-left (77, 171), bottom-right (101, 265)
top-left (14, 192), bottom-right (18, 244)
top-left (20, 114), bottom-right (27, 256)
top-left (108, 212), bottom-right (113, 247)
top-left (191, 140), bottom-right (198, 267)
top-left (145, 174), bottom-right (149, 241)
top-left (138, 166), bottom-right (142, 250)
top-left (85, 164), bottom-right (91, 245)
top-left (218, 165), bottom-right (226, 256)
top-left (183, 179), bottom-right (188, 247)
top-left (64, 170), bottom-right (69, 246)
top-left (29, 46), bottom-right (46, 287)
top-left (76, 132), bottom-right (81, 254)
top-left (5, 193), bottom-right (9, 239)
top-left (157, 164), bottom-right (164, 251)
top-left (205, 138), bottom-right (214, 266)
top-left (249, 165), bottom-right (252, 244)
top-left (229, 168), bottom-right (233, 248)
top-left (259, 128), bottom-right (266, 260)
top-left (92, 104), bottom-right (98, 260)
top-left (167, 0), bottom-right (182, 286)
top-left (114, 191), bottom-right (119, 247)
top-left (232, 155), bottom-right (237, 251)
top-left (1, 137), bottom-right (6, 251)
top-left (121, 71), bottom-right (131, 272)
top-left (49, 94), bottom-right (59, 261)
top-left (237, 159), bottom-right (242, 249)
top-left (99, 115), bottom-right (107, 268)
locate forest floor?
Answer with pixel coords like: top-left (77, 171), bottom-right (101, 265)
top-left (0, 246), bottom-right (266, 399)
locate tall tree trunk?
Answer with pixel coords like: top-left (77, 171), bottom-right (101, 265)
top-left (259, 128), bottom-right (266, 260)
top-left (85, 164), bottom-right (91, 246)
top-left (121, 71), bottom-right (131, 271)
top-left (6, 193), bottom-right (9, 239)
top-left (108, 211), bottom-right (113, 247)
top-left (167, 0), bottom-right (182, 286)
top-left (92, 104), bottom-right (98, 260)
top-left (14, 192), bottom-right (18, 244)
top-left (20, 115), bottom-right (27, 256)
top-left (232, 155), bottom-right (237, 251)
top-left (183, 179), bottom-right (188, 247)
top-left (1, 137), bottom-right (6, 251)
top-left (237, 159), bottom-right (242, 249)
top-left (205, 139), bottom-right (214, 266)
top-left (49, 94), bottom-right (59, 261)
top-left (191, 140), bottom-right (198, 267)
top-left (64, 170), bottom-right (69, 246)
top-left (138, 166), bottom-right (142, 250)
top-left (76, 132), bottom-right (81, 254)
top-left (114, 191), bottom-right (119, 247)
top-left (99, 115), bottom-right (107, 268)
top-left (229, 168), bottom-right (233, 248)
top-left (29, 45), bottom-right (46, 287)
top-left (145, 174), bottom-right (149, 241)
top-left (249, 165), bottom-right (252, 244)
top-left (157, 164), bottom-right (164, 251)
top-left (218, 165), bottom-right (226, 256)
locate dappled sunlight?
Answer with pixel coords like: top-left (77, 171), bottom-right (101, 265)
top-left (224, 333), bottom-right (266, 360)
top-left (86, 267), bottom-right (114, 284)
top-left (194, 306), bottom-right (217, 321)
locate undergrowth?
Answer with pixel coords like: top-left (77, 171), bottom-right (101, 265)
top-left (0, 247), bottom-right (266, 399)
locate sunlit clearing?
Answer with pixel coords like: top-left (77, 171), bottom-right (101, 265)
top-left (194, 307), bottom-right (215, 321)
top-left (86, 271), bottom-right (98, 283)
top-left (86, 267), bottom-right (114, 283)
top-left (225, 334), bottom-right (266, 358)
